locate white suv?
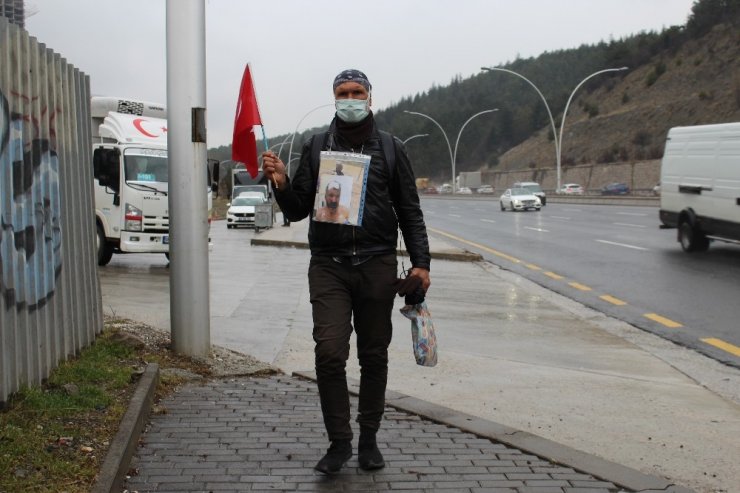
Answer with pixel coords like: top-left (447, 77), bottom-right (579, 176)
top-left (513, 181), bottom-right (546, 205)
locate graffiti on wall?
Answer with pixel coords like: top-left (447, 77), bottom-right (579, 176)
top-left (0, 90), bottom-right (63, 310)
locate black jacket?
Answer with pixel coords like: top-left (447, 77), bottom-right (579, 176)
top-left (273, 117), bottom-right (431, 270)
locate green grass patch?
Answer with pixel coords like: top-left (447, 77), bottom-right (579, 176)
top-left (0, 330), bottom-right (138, 493)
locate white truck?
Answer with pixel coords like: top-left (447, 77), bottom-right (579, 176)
top-left (457, 171), bottom-right (482, 191)
top-left (659, 122), bottom-right (740, 252)
top-left (92, 97), bottom-right (212, 265)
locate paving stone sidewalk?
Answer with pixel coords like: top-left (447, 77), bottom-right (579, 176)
top-left (124, 375), bottom-right (629, 493)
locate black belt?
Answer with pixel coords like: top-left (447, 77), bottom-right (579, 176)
top-left (332, 255), bottom-right (373, 266)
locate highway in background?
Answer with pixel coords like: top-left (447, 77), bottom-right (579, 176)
top-left (421, 196), bottom-right (740, 368)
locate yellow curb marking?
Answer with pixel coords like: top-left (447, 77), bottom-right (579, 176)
top-left (644, 313), bottom-right (683, 328)
top-left (428, 227), bottom-right (521, 263)
top-left (569, 282), bottom-right (592, 291)
top-left (701, 338), bottom-right (740, 357)
top-left (525, 263), bottom-right (541, 270)
top-left (600, 295), bottom-right (627, 306)
top-left (544, 271), bottom-right (563, 280)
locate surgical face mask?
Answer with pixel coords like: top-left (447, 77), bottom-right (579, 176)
top-left (335, 98), bottom-right (370, 123)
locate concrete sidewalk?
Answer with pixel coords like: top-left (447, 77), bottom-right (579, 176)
top-left (123, 374), bottom-right (684, 493)
top-left (103, 219), bottom-right (740, 493)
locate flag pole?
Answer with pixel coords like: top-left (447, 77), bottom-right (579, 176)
top-left (259, 126), bottom-right (277, 189)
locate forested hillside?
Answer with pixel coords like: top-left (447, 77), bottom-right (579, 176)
top-left (209, 0), bottom-right (740, 183)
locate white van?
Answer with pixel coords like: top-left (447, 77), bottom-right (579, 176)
top-left (659, 122), bottom-right (740, 252)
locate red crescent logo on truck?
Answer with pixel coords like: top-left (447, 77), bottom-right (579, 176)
top-left (133, 118), bottom-right (162, 138)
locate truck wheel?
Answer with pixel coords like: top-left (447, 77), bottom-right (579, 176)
top-left (500, 201), bottom-right (505, 211)
top-left (96, 225), bottom-right (114, 266)
top-left (678, 219), bottom-right (709, 252)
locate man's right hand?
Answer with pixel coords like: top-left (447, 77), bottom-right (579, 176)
top-left (261, 151), bottom-right (287, 189)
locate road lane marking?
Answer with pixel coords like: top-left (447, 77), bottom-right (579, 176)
top-left (480, 219), bottom-right (496, 224)
top-left (525, 263), bottom-right (541, 270)
top-left (595, 239), bottom-right (648, 251)
top-left (600, 294), bottom-right (627, 306)
top-left (427, 227), bottom-right (521, 263)
top-left (569, 282), bottom-right (592, 291)
top-left (448, 214), bottom-right (462, 218)
top-left (701, 338), bottom-right (740, 357)
top-left (613, 222), bottom-right (647, 228)
top-left (544, 271), bottom-right (563, 280)
top-left (525, 226), bottom-right (550, 232)
top-left (644, 313), bottom-right (683, 328)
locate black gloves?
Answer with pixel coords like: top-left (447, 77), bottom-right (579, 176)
top-left (394, 274), bottom-right (425, 305)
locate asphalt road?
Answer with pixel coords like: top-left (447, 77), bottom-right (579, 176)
top-left (421, 196), bottom-right (740, 368)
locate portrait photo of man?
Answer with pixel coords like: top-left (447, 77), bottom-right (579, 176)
top-left (314, 179), bottom-right (351, 224)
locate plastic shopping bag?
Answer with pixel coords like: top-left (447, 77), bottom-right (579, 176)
top-left (400, 301), bottom-right (438, 367)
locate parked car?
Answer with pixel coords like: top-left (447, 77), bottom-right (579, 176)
top-left (512, 181), bottom-right (546, 205)
top-left (499, 188), bottom-right (542, 211)
top-left (439, 183), bottom-right (453, 194)
top-left (477, 184), bottom-right (494, 194)
top-left (457, 186), bottom-right (473, 194)
top-left (600, 182), bottom-right (630, 195)
top-left (226, 192), bottom-right (267, 229)
top-left (557, 183), bottom-right (584, 195)
top-left (652, 182), bottom-right (661, 196)
top-left (423, 187), bottom-right (438, 194)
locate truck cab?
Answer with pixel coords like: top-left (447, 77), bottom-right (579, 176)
top-left (92, 97), bottom-right (212, 265)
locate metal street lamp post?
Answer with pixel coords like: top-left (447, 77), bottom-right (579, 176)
top-left (403, 111), bottom-right (454, 193)
top-left (402, 133), bottom-right (429, 144)
top-left (481, 65), bottom-right (629, 192)
top-left (287, 103), bottom-right (334, 176)
top-left (404, 110), bottom-right (496, 194)
top-left (270, 134), bottom-right (293, 161)
top-left (481, 66), bottom-right (559, 174)
top-left (453, 109), bottom-right (498, 188)
top-left (557, 67), bottom-right (628, 190)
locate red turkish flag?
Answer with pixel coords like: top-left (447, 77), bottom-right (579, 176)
top-left (232, 64), bottom-right (263, 178)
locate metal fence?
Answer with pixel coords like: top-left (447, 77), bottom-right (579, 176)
top-left (1, 17), bottom-right (102, 405)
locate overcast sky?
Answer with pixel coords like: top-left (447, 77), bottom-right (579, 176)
top-left (24, 0), bottom-right (696, 148)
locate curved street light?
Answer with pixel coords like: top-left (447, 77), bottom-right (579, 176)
top-left (402, 133), bottom-right (429, 144)
top-left (481, 65), bottom-right (629, 191)
top-left (286, 103), bottom-right (334, 176)
top-left (557, 67), bottom-right (628, 190)
top-left (269, 134), bottom-right (293, 161)
top-left (481, 66), bottom-right (558, 168)
top-left (403, 111), bottom-right (454, 192)
top-left (404, 109), bottom-right (497, 194)
top-left (453, 109), bottom-right (498, 184)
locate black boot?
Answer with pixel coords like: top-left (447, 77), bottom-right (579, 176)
top-left (358, 433), bottom-right (385, 470)
top-left (314, 440), bottom-right (352, 474)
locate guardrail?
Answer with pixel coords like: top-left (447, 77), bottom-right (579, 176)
top-left (547, 195), bottom-right (659, 206)
top-left (423, 193), bottom-right (660, 207)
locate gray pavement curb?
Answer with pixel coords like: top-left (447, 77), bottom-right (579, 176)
top-left (91, 363), bottom-right (159, 493)
top-left (250, 238), bottom-right (483, 262)
top-left (293, 370), bottom-right (695, 493)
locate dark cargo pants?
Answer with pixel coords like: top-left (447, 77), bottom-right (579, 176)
top-left (307, 253), bottom-right (398, 442)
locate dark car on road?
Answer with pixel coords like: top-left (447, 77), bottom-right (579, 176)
top-left (601, 182), bottom-right (630, 195)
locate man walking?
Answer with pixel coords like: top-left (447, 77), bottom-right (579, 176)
top-left (262, 69), bottom-right (431, 475)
